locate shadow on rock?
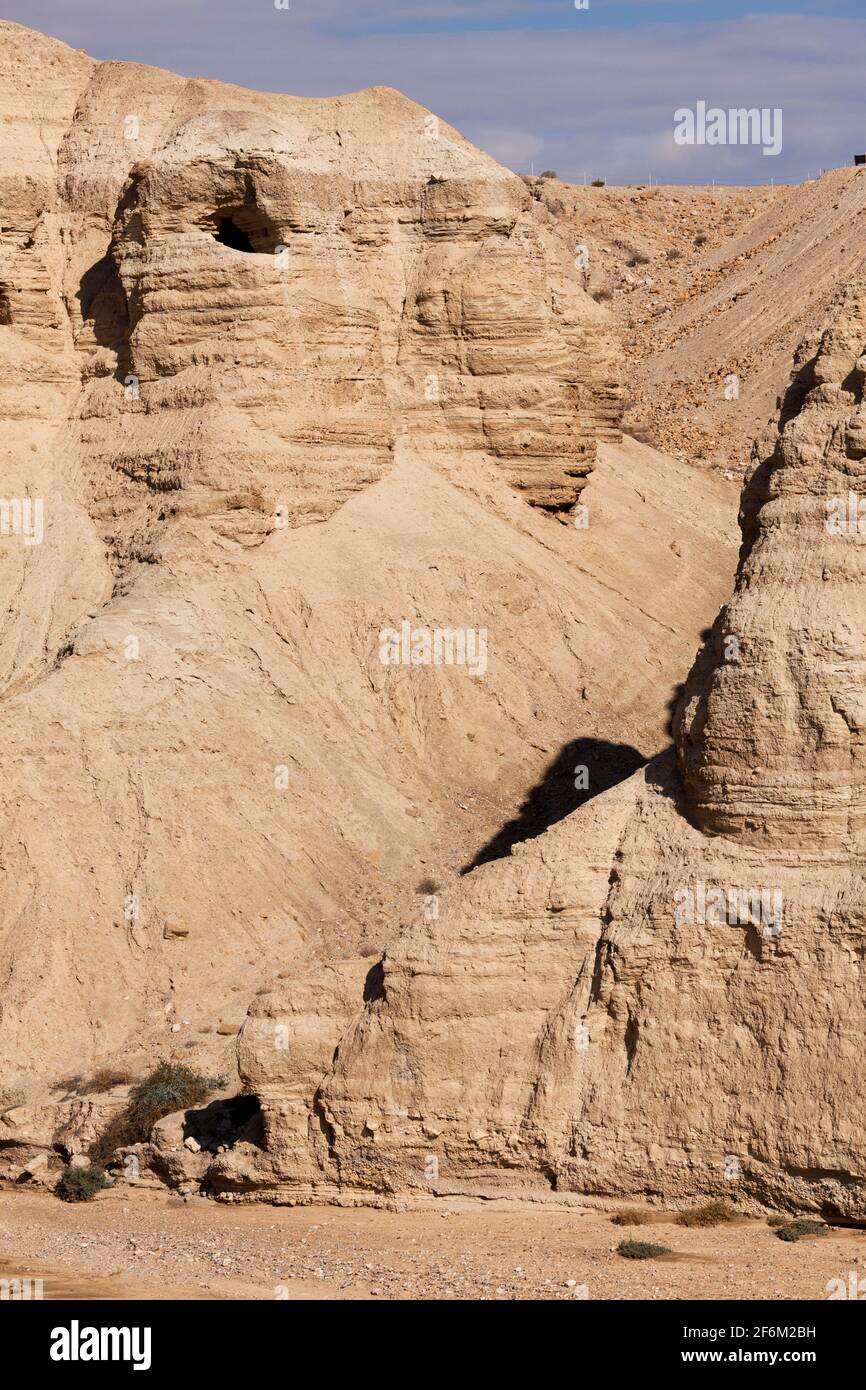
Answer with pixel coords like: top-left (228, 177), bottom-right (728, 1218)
top-left (462, 736), bottom-right (648, 873)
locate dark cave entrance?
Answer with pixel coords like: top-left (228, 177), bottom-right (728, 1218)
top-left (211, 204), bottom-right (280, 255)
top-left (215, 217), bottom-right (255, 253)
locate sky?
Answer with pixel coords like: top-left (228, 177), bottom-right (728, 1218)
top-left (4, 1), bottom-right (865, 184)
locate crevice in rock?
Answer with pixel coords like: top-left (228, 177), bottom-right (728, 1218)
top-left (215, 216), bottom-right (254, 252)
top-left (624, 1010), bottom-right (639, 1075)
top-left (77, 247), bottom-right (132, 377)
top-left (312, 1090), bottom-right (338, 1162)
top-left (183, 1093), bottom-right (263, 1152)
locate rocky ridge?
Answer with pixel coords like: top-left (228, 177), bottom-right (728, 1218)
top-left (224, 266), bottom-right (866, 1219)
top-left (0, 22), bottom-right (742, 1119)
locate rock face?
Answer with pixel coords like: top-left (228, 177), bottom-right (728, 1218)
top-left (228, 268), bottom-right (866, 1219)
top-left (1, 23), bottom-right (751, 1114)
top-left (677, 275), bottom-right (866, 850)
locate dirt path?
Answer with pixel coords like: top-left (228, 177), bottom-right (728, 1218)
top-left (1, 1189), bottom-right (863, 1301)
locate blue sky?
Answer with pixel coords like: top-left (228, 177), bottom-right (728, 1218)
top-left (5, 1), bottom-right (865, 183)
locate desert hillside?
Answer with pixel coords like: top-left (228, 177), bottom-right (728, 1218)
top-left (3, 18), bottom-right (866, 1252)
top-left (0, 20), bottom-right (737, 1109)
top-left (226, 265), bottom-right (866, 1222)
top-left (2, 6), bottom-right (866, 1328)
top-left (530, 168), bottom-right (866, 471)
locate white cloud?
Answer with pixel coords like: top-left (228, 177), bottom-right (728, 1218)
top-left (3, 5), bottom-right (864, 184)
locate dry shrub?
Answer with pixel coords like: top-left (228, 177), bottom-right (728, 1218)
top-left (611, 1209), bottom-right (654, 1227)
top-left (676, 1200), bottom-right (738, 1228)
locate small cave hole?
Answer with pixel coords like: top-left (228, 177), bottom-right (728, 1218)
top-left (183, 1093), bottom-right (264, 1152)
top-left (215, 217), bottom-right (255, 253)
top-left (211, 204), bottom-right (280, 255)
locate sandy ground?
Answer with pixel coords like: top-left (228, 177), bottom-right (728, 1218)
top-left (1, 1189), bottom-right (863, 1301)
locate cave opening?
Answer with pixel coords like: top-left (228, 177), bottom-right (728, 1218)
top-left (211, 203), bottom-right (280, 255)
top-left (215, 216), bottom-right (255, 253)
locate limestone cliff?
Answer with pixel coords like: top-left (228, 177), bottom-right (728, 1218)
top-left (5, 23), bottom-right (750, 1117)
top-left (226, 266), bottom-right (866, 1220)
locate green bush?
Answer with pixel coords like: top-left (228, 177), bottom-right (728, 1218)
top-left (127, 1061), bottom-right (223, 1133)
top-left (591, 178), bottom-right (606, 188)
top-left (767, 1214), bottom-right (788, 1227)
top-left (775, 1220), bottom-right (826, 1243)
top-left (55, 1165), bottom-right (109, 1203)
top-left (677, 1201), bottom-right (737, 1228)
top-left (89, 1060), bottom-right (223, 1166)
top-left (617, 1239), bottom-right (669, 1260)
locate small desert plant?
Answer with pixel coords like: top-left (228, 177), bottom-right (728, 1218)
top-left (126, 1061), bottom-right (224, 1134)
top-left (676, 1200), bottom-right (737, 1228)
top-left (55, 1165), bottom-right (109, 1203)
top-left (591, 178), bottom-right (606, 188)
top-left (611, 1209), bottom-right (654, 1226)
top-left (774, 1219), bottom-right (826, 1243)
top-left (89, 1061), bottom-right (223, 1166)
top-left (539, 169), bottom-right (557, 180)
top-left (58, 1066), bottom-right (133, 1097)
top-left (666, 248), bottom-right (683, 261)
top-left (767, 1214), bottom-right (788, 1227)
top-left (627, 251), bottom-right (651, 267)
top-left (694, 232), bottom-right (708, 247)
top-left (415, 876), bottom-right (440, 895)
top-left (591, 287), bottom-right (614, 302)
top-left (617, 1239), bottom-right (669, 1260)
top-left (89, 1066), bottom-right (134, 1090)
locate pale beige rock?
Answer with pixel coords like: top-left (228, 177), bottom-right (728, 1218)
top-left (233, 265), bottom-right (866, 1219)
top-left (0, 22), bottom-right (741, 1115)
top-left (676, 272), bottom-right (866, 849)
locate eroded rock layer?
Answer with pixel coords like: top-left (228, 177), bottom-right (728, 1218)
top-left (676, 274), bottom-right (866, 849)
top-left (0, 22), bottom-right (672, 1108)
top-left (228, 266), bottom-right (866, 1217)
